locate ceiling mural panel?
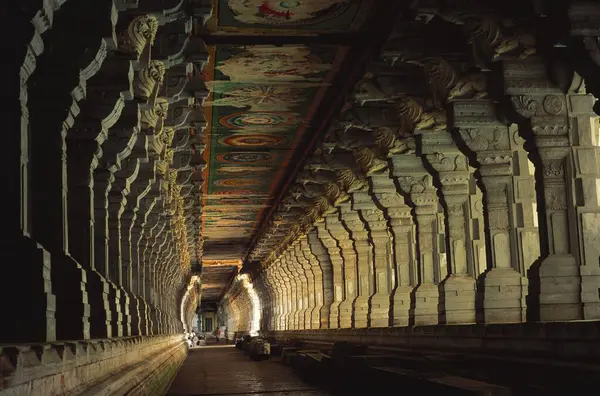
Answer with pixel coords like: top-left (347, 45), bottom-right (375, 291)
top-left (201, 43), bottom-right (348, 260)
top-left (206, 0), bottom-right (373, 34)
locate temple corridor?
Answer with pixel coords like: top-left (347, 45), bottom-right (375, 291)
top-left (3, 0), bottom-right (600, 395)
top-left (168, 346), bottom-right (329, 396)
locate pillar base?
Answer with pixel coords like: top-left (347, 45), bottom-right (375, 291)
top-left (391, 286), bottom-right (413, 326)
top-left (320, 305), bottom-right (332, 329)
top-left (439, 275), bottom-right (477, 324)
top-left (310, 308), bottom-right (320, 329)
top-left (536, 255), bottom-right (588, 321)
top-left (129, 294), bottom-right (141, 336)
top-left (296, 309), bottom-right (307, 330)
top-left (326, 302), bottom-right (339, 329)
top-left (52, 253), bottom-right (90, 340)
top-left (368, 293), bottom-right (390, 327)
top-left (410, 283), bottom-right (439, 326)
top-left (481, 268), bottom-right (527, 323)
top-left (338, 300), bottom-right (353, 328)
top-left (120, 288), bottom-right (132, 336)
top-left (281, 313), bottom-right (290, 331)
top-left (139, 298), bottom-right (150, 335)
top-left (352, 296), bottom-right (369, 328)
top-left (87, 270), bottom-right (112, 338)
top-left (0, 236), bottom-right (56, 343)
top-left (108, 282), bottom-right (123, 337)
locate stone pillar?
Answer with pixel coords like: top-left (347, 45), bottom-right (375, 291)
top-left (420, 132), bottom-right (478, 324)
top-left (453, 99), bottom-right (529, 323)
top-left (289, 247), bottom-right (309, 330)
top-left (295, 241), bottom-right (317, 329)
top-left (371, 173), bottom-right (417, 326)
top-left (28, 11), bottom-right (110, 339)
top-left (271, 264), bottom-right (286, 330)
top-left (391, 158), bottom-right (443, 325)
top-left (280, 257), bottom-right (296, 330)
top-left (2, 0), bottom-right (59, 344)
top-left (325, 212), bottom-right (356, 328)
top-left (302, 234), bottom-right (327, 329)
top-left (315, 221), bottom-right (342, 328)
top-left (339, 202), bottom-right (371, 328)
top-left (506, 59), bottom-right (600, 320)
top-left (468, 174), bottom-right (489, 278)
top-left (358, 203), bottom-right (393, 327)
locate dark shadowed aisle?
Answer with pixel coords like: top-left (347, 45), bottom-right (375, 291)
top-left (167, 346), bottom-right (331, 396)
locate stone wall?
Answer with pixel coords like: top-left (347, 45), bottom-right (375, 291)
top-left (0, 336), bottom-right (187, 395)
top-left (266, 322), bottom-right (600, 361)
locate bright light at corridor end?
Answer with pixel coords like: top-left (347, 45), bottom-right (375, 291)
top-left (237, 273), bottom-right (261, 336)
top-left (180, 275), bottom-right (201, 332)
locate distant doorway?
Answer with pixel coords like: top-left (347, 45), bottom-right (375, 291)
top-left (204, 318), bottom-right (213, 332)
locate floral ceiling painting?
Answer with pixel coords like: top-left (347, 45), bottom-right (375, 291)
top-left (201, 44), bottom-right (348, 260)
top-left (206, 0), bottom-right (373, 33)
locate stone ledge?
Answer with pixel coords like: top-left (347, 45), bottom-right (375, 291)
top-left (265, 321), bottom-right (600, 361)
top-left (0, 335), bottom-right (187, 395)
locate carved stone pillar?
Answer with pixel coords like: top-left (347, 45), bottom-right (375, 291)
top-left (453, 99), bottom-right (529, 323)
top-left (280, 256), bottom-right (296, 330)
top-left (506, 59), bottom-right (600, 320)
top-left (28, 9), bottom-right (116, 338)
top-left (295, 240), bottom-right (317, 329)
top-left (325, 212), bottom-right (356, 328)
top-left (339, 202), bottom-right (371, 328)
top-left (391, 157), bottom-right (443, 325)
top-left (271, 264), bottom-right (286, 330)
top-left (287, 248), bottom-right (307, 330)
top-left (2, 0), bottom-right (59, 343)
top-left (264, 266), bottom-right (277, 330)
top-left (371, 173), bottom-right (417, 326)
top-left (303, 233), bottom-right (329, 329)
top-left (468, 174), bottom-right (489, 277)
top-left (357, 203), bottom-right (393, 328)
top-left (315, 221), bottom-right (342, 328)
top-left (420, 132), bottom-right (478, 324)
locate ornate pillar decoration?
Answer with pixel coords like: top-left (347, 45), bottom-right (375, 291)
top-left (272, 263), bottom-right (287, 330)
top-left (325, 211), bottom-right (357, 328)
top-left (296, 239), bottom-right (318, 329)
top-left (28, 0), bottom-right (126, 341)
top-left (397, 94), bottom-right (479, 324)
top-left (286, 245), bottom-right (306, 330)
top-left (371, 177), bottom-right (417, 326)
top-left (315, 220), bottom-right (343, 328)
top-left (338, 201), bottom-right (371, 329)
top-left (452, 98), bottom-right (529, 323)
top-left (505, 58), bottom-right (600, 320)
top-left (301, 234), bottom-right (326, 329)
top-left (280, 255), bottom-right (296, 330)
top-left (343, 153), bottom-right (394, 328)
top-left (393, 167), bottom-right (443, 325)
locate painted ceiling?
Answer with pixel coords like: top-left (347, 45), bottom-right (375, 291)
top-left (198, 0), bottom-right (376, 301)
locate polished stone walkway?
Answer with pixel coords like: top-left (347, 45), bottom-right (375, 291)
top-left (167, 345), bottom-right (331, 396)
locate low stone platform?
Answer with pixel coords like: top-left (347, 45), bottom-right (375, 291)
top-left (266, 321), bottom-right (600, 361)
top-left (167, 345), bottom-right (330, 396)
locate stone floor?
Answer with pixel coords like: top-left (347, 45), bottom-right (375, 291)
top-left (167, 345), bottom-right (331, 396)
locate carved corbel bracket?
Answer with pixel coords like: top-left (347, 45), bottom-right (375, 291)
top-left (118, 15), bottom-right (159, 61)
top-left (135, 60), bottom-right (166, 102)
top-left (373, 127), bottom-right (416, 156)
top-left (353, 146), bottom-right (388, 175)
top-left (336, 168), bottom-right (369, 194)
top-left (424, 58), bottom-right (488, 104)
